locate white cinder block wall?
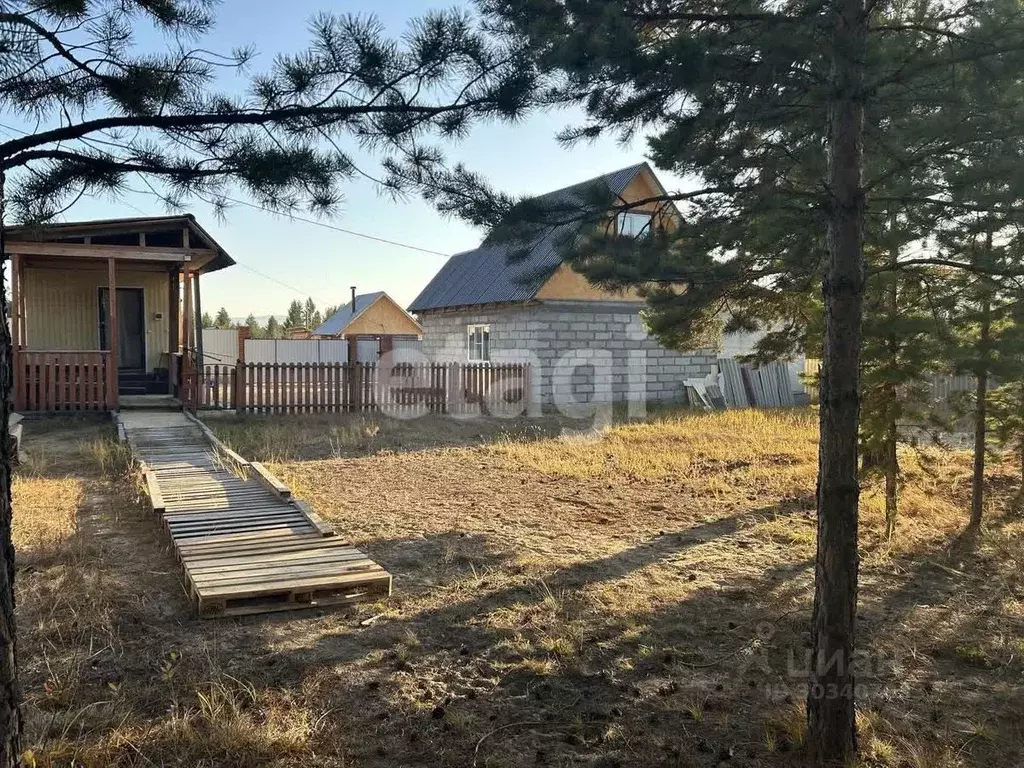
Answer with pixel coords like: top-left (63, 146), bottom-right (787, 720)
top-left (417, 301), bottom-right (716, 407)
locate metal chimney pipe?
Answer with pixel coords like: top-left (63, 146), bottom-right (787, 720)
top-left (351, 286), bottom-right (357, 311)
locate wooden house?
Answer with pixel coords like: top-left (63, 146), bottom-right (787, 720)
top-left (311, 289), bottom-right (422, 361)
top-left (6, 214), bottom-right (234, 411)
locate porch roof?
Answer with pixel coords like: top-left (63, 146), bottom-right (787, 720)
top-left (5, 214), bottom-right (235, 273)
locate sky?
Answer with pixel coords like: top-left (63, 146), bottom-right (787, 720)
top-left (4, 0), bottom-right (688, 321)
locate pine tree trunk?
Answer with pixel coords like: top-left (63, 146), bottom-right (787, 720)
top-left (1019, 436), bottom-right (1024, 488)
top-left (970, 297), bottom-right (990, 529)
top-left (884, 407), bottom-right (898, 539)
top-left (883, 210), bottom-right (899, 539)
top-left (0, 170), bottom-right (23, 768)
top-left (860, 441), bottom-right (884, 473)
top-left (808, 0), bottom-right (866, 761)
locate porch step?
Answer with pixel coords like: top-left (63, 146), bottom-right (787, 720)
top-left (119, 395), bottom-right (181, 411)
top-left (118, 370), bottom-right (169, 395)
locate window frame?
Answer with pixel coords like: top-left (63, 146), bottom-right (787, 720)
top-left (467, 323), bottom-right (491, 362)
top-left (616, 211), bottom-right (654, 238)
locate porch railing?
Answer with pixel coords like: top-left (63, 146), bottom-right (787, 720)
top-left (14, 350), bottom-right (114, 412)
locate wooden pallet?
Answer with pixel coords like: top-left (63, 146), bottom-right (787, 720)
top-left (119, 414), bottom-right (392, 618)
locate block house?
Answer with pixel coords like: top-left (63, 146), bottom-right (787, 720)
top-left (6, 215), bottom-right (234, 411)
top-left (409, 163), bottom-right (716, 406)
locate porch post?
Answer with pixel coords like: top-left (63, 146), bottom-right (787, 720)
top-left (183, 265), bottom-right (192, 355)
top-left (194, 271), bottom-right (204, 369)
top-left (10, 253), bottom-right (20, 351)
top-left (168, 269), bottom-right (179, 395)
top-left (182, 227), bottom-right (193, 355)
top-left (17, 255), bottom-right (25, 349)
top-left (182, 262), bottom-right (193, 410)
top-left (11, 253), bottom-right (22, 410)
top-left (107, 257), bottom-right (118, 409)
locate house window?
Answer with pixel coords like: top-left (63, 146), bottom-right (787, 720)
top-left (617, 211), bottom-right (653, 238)
top-left (467, 324), bottom-right (490, 362)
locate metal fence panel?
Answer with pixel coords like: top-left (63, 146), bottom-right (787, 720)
top-left (317, 340), bottom-right (350, 364)
top-left (201, 329), bottom-right (238, 366)
top-left (356, 338), bottom-right (379, 363)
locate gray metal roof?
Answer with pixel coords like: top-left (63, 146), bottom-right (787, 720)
top-left (408, 163), bottom-right (649, 313)
top-left (313, 292), bottom-right (386, 335)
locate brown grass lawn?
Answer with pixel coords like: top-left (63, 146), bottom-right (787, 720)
top-left (11, 409), bottom-right (1024, 767)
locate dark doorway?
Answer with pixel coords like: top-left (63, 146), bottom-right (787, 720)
top-left (99, 288), bottom-right (146, 370)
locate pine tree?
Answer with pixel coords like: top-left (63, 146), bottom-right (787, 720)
top-left (201, 311), bottom-right (214, 329)
top-left (930, 49), bottom-right (1024, 528)
top-left (285, 300), bottom-right (304, 329)
top-left (214, 307), bottom-right (231, 329)
top-left (244, 314), bottom-right (264, 340)
top-left (265, 316), bottom-right (282, 339)
top-left (322, 305), bottom-right (341, 321)
top-left (302, 298), bottom-right (318, 328)
top-left (0, 2), bottom-right (543, 762)
top-left (400, 1), bottom-right (1024, 761)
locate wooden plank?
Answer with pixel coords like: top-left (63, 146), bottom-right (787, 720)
top-left (6, 240), bottom-right (211, 262)
top-left (250, 461), bottom-right (290, 498)
top-left (189, 551), bottom-right (376, 578)
top-left (176, 534), bottom-right (330, 556)
top-left (175, 531), bottom-right (329, 554)
top-left (197, 569), bottom-right (392, 600)
top-left (185, 546), bottom-right (368, 571)
top-left (191, 561), bottom-right (383, 588)
top-left (291, 499), bottom-right (334, 537)
top-left (144, 471), bottom-right (165, 514)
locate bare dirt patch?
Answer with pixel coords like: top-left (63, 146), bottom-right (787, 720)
top-left (12, 410), bottom-right (1024, 767)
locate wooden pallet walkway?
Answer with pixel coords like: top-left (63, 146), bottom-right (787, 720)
top-left (119, 412), bottom-right (391, 617)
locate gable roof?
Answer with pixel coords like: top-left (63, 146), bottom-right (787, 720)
top-left (4, 214), bottom-right (235, 273)
top-left (408, 163), bottom-right (655, 313)
top-left (313, 291), bottom-right (422, 336)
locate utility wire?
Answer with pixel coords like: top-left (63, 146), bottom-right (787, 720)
top-left (0, 119), bottom-right (453, 258)
top-left (218, 194), bottom-right (451, 257)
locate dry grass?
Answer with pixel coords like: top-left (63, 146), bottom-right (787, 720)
top-left (11, 409), bottom-right (1024, 767)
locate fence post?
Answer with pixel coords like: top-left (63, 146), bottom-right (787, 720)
top-left (236, 360), bottom-right (246, 412)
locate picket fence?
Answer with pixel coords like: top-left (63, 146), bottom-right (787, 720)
top-left (192, 361), bottom-right (531, 415)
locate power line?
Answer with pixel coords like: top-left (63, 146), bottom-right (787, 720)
top-left (0, 119), bottom-right (453, 258)
top-left (234, 262), bottom-right (330, 306)
top-left (218, 194), bottom-right (451, 257)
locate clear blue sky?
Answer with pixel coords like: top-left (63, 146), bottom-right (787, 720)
top-left (10, 1), bottom-right (688, 320)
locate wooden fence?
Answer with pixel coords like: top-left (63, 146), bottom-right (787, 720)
top-left (191, 361), bottom-right (531, 415)
top-left (14, 350), bottom-right (113, 411)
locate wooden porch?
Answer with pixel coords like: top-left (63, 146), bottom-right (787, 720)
top-left (6, 215), bottom-right (235, 412)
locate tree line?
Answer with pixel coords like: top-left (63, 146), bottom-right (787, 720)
top-left (199, 298), bottom-right (342, 338)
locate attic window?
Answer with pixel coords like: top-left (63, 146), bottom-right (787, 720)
top-left (467, 324), bottom-right (490, 362)
top-left (617, 211), bottom-right (653, 238)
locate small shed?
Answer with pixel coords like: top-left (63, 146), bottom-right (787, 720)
top-left (312, 290), bottom-right (422, 361)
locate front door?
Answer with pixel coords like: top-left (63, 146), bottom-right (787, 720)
top-left (99, 288), bottom-right (146, 370)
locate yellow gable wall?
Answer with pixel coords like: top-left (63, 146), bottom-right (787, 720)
top-left (23, 263), bottom-right (171, 372)
top-left (341, 295), bottom-right (423, 337)
top-left (535, 167), bottom-right (672, 302)
top-left (535, 263), bottom-right (641, 301)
